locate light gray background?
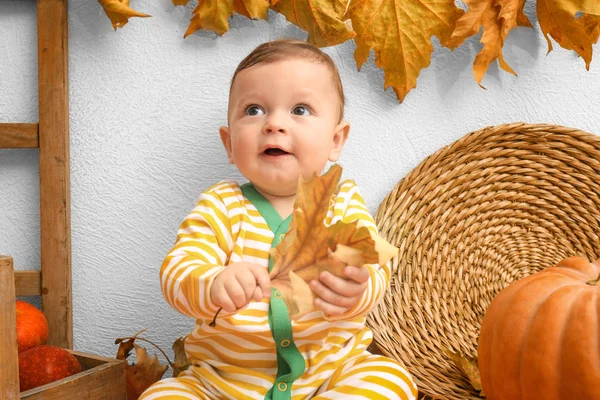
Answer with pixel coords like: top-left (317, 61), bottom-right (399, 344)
top-left (1, 1), bottom-right (598, 360)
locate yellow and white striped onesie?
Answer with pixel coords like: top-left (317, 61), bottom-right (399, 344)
top-left (140, 180), bottom-right (417, 400)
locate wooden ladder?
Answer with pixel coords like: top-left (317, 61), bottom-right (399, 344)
top-left (0, 0), bottom-right (71, 397)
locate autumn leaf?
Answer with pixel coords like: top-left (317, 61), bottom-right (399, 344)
top-left (446, 0), bottom-right (532, 87)
top-left (271, 0), bottom-right (355, 47)
top-left (580, 14), bottom-right (600, 44)
top-left (269, 164), bottom-right (398, 318)
top-left (115, 330), bottom-right (171, 399)
top-left (184, 1), bottom-right (233, 37)
top-left (537, 0), bottom-right (600, 69)
top-left (171, 336), bottom-right (191, 377)
top-left (124, 345), bottom-right (168, 399)
top-left (235, 0), bottom-right (271, 20)
top-left (172, 0), bottom-right (191, 5)
top-left (98, 0), bottom-right (150, 30)
top-left (445, 349), bottom-right (483, 394)
top-left (347, 0), bottom-right (464, 102)
top-left (184, 0), bottom-right (269, 38)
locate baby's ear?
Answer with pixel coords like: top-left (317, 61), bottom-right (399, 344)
top-left (328, 121), bottom-right (350, 162)
top-left (219, 126), bottom-right (235, 164)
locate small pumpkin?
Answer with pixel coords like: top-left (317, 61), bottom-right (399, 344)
top-left (16, 300), bottom-right (49, 353)
top-left (478, 256), bottom-right (600, 400)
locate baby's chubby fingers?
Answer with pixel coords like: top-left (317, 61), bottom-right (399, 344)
top-left (211, 283), bottom-right (237, 313)
top-left (246, 263), bottom-right (272, 299)
top-left (310, 277), bottom-right (357, 309)
top-left (343, 266), bottom-right (370, 284)
top-left (318, 267), bottom-right (369, 298)
top-left (210, 262), bottom-right (271, 313)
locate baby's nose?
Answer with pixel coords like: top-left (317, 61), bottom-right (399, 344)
top-left (264, 113), bottom-right (287, 134)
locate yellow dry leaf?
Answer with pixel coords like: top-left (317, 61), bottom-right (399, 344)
top-left (289, 245), bottom-right (366, 317)
top-left (271, 0), bottom-right (355, 47)
top-left (447, 0), bottom-right (531, 87)
top-left (537, 0), bottom-right (600, 69)
top-left (184, 0), bottom-right (269, 38)
top-left (347, 0), bottom-right (464, 102)
top-left (445, 349), bottom-right (482, 392)
top-left (234, 0), bottom-right (270, 20)
top-left (579, 14), bottom-right (600, 44)
top-left (98, 0), bottom-right (150, 31)
top-left (269, 164), bottom-right (399, 318)
top-left (172, 0), bottom-right (191, 5)
top-left (184, 0), bottom-right (234, 37)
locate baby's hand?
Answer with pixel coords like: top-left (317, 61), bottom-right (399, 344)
top-left (211, 262), bottom-right (271, 313)
top-left (309, 266), bottom-right (370, 317)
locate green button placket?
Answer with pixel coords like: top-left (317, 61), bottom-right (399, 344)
top-left (240, 184), bottom-right (306, 400)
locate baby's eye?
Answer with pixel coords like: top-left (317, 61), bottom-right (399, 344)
top-left (292, 105), bottom-right (311, 116)
top-left (246, 105), bottom-right (265, 116)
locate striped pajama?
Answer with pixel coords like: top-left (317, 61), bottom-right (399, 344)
top-left (140, 354), bottom-right (416, 399)
top-left (141, 180), bottom-right (417, 399)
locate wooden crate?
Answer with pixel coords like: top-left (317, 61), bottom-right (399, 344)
top-left (20, 351), bottom-right (126, 400)
top-left (1, 256), bottom-right (126, 400)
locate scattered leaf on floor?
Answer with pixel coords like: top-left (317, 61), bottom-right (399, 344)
top-left (445, 349), bottom-right (483, 393)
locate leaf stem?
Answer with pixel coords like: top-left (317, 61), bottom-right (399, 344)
top-left (133, 337), bottom-right (174, 368)
top-left (115, 330), bottom-right (174, 369)
top-left (587, 273), bottom-right (600, 286)
top-left (209, 308), bottom-right (222, 327)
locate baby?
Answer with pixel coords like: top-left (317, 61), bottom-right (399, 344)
top-left (140, 39), bottom-right (417, 400)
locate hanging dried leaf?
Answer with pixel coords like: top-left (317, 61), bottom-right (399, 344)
top-left (271, 0), bottom-right (355, 47)
top-left (579, 13), bottom-right (600, 44)
top-left (269, 164), bottom-right (398, 318)
top-left (447, 0), bottom-right (532, 87)
top-left (184, 0), bottom-right (233, 37)
top-left (98, 0), bottom-right (150, 30)
top-left (171, 336), bottom-right (191, 377)
top-left (184, 0), bottom-right (269, 38)
top-left (537, 0), bottom-right (600, 69)
top-left (235, 0), bottom-right (270, 20)
top-left (347, 0), bottom-right (464, 102)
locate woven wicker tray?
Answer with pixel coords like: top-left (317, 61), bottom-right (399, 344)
top-left (368, 123), bottom-right (600, 399)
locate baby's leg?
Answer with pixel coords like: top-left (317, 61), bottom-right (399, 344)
top-left (139, 375), bottom-right (216, 400)
top-left (313, 353), bottom-right (417, 400)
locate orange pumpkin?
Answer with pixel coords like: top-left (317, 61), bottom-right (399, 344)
top-left (16, 300), bottom-right (49, 353)
top-left (478, 256), bottom-right (600, 400)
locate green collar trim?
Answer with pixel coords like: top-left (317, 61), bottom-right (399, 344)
top-left (241, 183), bottom-right (291, 236)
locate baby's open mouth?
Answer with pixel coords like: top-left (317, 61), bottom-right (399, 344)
top-left (264, 148), bottom-right (290, 156)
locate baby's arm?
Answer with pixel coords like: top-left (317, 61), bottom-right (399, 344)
top-left (160, 187), bottom-right (269, 320)
top-left (317, 181), bottom-right (391, 321)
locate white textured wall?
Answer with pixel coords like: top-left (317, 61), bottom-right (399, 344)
top-left (1, 1), bottom-right (599, 361)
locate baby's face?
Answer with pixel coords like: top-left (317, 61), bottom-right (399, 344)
top-left (220, 58), bottom-right (348, 197)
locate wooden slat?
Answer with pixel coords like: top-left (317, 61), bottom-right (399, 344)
top-left (15, 270), bottom-right (42, 296)
top-left (0, 123), bottom-right (39, 148)
top-left (21, 352), bottom-right (126, 400)
top-left (0, 256), bottom-right (20, 399)
top-left (38, 0), bottom-right (72, 349)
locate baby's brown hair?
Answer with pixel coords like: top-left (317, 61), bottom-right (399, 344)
top-left (230, 39), bottom-right (345, 121)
